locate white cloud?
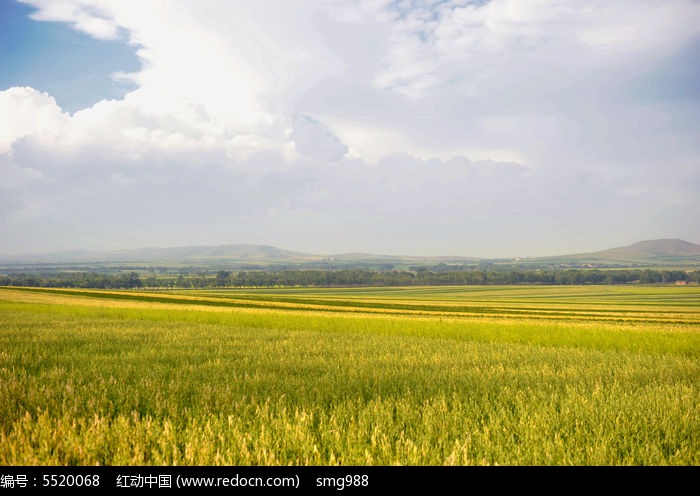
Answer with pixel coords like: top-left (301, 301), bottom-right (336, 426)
top-left (2, 0), bottom-right (699, 255)
top-left (17, 0), bottom-right (350, 156)
top-left (319, 113), bottom-right (526, 163)
top-left (0, 162), bottom-right (47, 191)
top-left (369, 0), bottom-right (700, 100)
top-left (0, 87), bottom-right (69, 153)
top-left (23, 0), bottom-right (123, 40)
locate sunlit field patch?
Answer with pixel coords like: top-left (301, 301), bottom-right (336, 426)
top-left (1, 286), bottom-right (698, 465)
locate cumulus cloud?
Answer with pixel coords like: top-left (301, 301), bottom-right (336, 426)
top-left (0, 87), bottom-right (69, 153)
top-left (1, 0), bottom-right (699, 255)
top-left (24, 0), bottom-right (124, 40)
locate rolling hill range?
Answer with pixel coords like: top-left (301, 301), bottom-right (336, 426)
top-left (0, 245), bottom-right (480, 267)
top-left (1, 239), bottom-right (699, 269)
top-left (534, 239), bottom-right (700, 266)
top-left (0, 244), bottom-right (316, 265)
top-left (586, 239), bottom-right (700, 258)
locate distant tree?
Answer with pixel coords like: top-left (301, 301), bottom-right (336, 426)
top-left (215, 270), bottom-right (231, 287)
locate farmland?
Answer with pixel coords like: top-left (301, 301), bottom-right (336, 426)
top-left (0, 285), bottom-right (698, 465)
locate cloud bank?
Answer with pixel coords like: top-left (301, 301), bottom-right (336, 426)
top-left (1, 0), bottom-right (699, 256)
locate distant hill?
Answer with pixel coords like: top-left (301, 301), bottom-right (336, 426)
top-left (0, 244), bottom-right (318, 264)
top-left (589, 239), bottom-right (700, 258)
top-left (0, 244), bottom-right (481, 267)
top-left (329, 252), bottom-right (480, 263)
top-left (1, 239), bottom-right (698, 268)
top-left (103, 244), bottom-right (318, 262)
top-left (536, 239), bottom-right (700, 266)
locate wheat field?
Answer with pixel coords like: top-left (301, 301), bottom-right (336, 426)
top-left (1, 285), bottom-right (698, 465)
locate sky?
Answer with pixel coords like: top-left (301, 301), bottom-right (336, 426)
top-left (1, 0), bottom-right (699, 258)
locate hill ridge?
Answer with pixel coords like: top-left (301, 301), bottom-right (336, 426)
top-left (1, 238), bottom-right (699, 266)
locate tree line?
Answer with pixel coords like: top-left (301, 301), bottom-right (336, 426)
top-left (1, 268), bottom-right (698, 289)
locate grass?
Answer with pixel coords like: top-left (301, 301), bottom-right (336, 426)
top-left (0, 285), bottom-right (698, 465)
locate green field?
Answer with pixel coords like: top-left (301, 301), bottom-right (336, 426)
top-left (1, 285), bottom-right (698, 465)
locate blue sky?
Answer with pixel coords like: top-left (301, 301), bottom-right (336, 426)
top-left (0, 0), bottom-right (138, 113)
top-left (1, 0), bottom-right (699, 257)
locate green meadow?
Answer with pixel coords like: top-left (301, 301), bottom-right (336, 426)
top-left (0, 285), bottom-right (698, 465)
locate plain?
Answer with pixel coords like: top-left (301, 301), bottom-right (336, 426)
top-left (0, 285), bottom-right (698, 465)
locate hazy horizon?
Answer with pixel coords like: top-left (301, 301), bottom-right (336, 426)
top-left (2, 1), bottom-right (699, 258)
top-left (3, 237), bottom-right (700, 262)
